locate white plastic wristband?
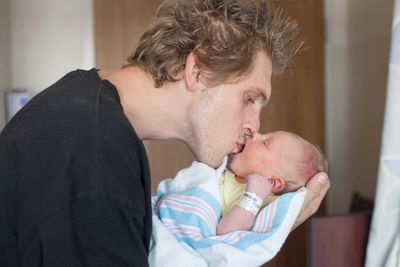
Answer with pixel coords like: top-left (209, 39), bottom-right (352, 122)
top-left (235, 192), bottom-right (263, 215)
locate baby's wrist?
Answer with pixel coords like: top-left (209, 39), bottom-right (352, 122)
top-left (235, 192), bottom-right (263, 215)
top-left (246, 188), bottom-right (269, 200)
top-left (246, 175), bottom-right (272, 199)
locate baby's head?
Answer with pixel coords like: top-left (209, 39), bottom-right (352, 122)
top-left (229, 131), bottom-right (327, 195)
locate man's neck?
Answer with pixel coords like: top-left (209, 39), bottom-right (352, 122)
top-left (98, 66), bottom-right (190, 141)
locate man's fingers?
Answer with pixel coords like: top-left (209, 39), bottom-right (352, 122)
top-left (305, 172), bottom-right (330, 201)
top-left (292, 172), bottom-right (330, 231)
top-left (305, 172), bottom-right (330, 213)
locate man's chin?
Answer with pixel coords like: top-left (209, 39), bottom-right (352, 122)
top-left (196, 154), bottom-right (224, 169)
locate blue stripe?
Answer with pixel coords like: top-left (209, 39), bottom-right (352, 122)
top-left (155, 187), bottom-right (221, 217)
top-left (228, 192), bottom-right (295, 250)
top-left (154, 184), bottom-right (297, 251)
top-left (162, 196), bottom-right (216, 224)
top-left (178, 187), bottom-right (222, 216)
top-left (157, 207), bottom-right (214, 236)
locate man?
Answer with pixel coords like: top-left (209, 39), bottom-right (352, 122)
top-left (0, 0), bottom-right (330, 266)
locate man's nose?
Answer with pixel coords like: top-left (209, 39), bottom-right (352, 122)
top-left (242, 108), bottom-right (261, 137)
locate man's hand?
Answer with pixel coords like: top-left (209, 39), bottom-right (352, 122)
top-left (246, 174), bottom-right (272, 200)
top-left (292, 172), bottom-right (330, 230)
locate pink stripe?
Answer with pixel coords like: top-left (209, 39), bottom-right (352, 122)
top-left (261, 208), bottom-right (268, 231)
top-left (254, 207), bottom-right (266, 232)
top-left (255, 208), bottom-right (266, 232)
top-left (174, 222), bottom-right (203, 237)
top-left (217, 230), bottom-right (249, 244)
top-left (159, 201), bottom-right (214, 229)
top-left (167, 194), bottom-right (218, 223)
top-left (159, 201), bottom-right (210, 226)
top-left (227, 231), bottom-right (250, 244)
top-left (253, 200), bottom-right (277, 233)
top-left (264, 201), bottom-right (276, 232)
top-left (160, 200), bottom-right (212, 228)
top-left (162, 194), bottom-right (217, 225)
top-left (161, 218), bottom-right (204, 240)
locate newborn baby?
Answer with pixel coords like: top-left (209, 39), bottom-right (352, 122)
top-left (217, 131), bottom-right (327, 234)
top-left (150, 130), bottom-right (326, 266)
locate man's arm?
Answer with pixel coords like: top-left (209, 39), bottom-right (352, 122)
top-left (291, 172), bottom-right (330, 230)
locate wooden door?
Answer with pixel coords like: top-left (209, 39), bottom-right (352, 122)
top-left (95, 1), bottom-right (324, 266)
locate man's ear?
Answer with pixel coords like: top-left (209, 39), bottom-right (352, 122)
top-left (269, 176), bottom-right (286, 194)
top-left (184, 52), bottom-right (201, 92)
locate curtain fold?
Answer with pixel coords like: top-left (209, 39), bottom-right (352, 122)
top-left (365, 1), bottom-right (400, 266)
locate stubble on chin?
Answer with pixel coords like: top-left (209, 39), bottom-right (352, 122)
top-left (188, 130), bottom-right (222, 168)
top-left (186, 94), bottom-right (226, 168)
top-left (186, 118), bottom-right (222, 168)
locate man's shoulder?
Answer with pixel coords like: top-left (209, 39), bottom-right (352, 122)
top-left (2, 69), bottom-right (124, 139)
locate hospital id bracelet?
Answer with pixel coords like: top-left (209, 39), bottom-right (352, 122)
top-left (235, 192), bottom-right (264, 215)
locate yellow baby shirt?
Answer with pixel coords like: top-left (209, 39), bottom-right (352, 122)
top-left (219, 169), bottom-right (277, 216)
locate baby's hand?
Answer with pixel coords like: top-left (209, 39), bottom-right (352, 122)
top-left (245, 174), bottom-right (272, 200)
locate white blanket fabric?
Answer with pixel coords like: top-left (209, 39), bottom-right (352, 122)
top-left (149, 158), bottom-right (306, 267)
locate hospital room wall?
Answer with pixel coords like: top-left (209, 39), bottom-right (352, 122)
top-left (0, 0), bottom-right (10, 129)
top-left (0, 0), bottom-right (95, 128)
top-left (324, 0), bottom-right (394, 214)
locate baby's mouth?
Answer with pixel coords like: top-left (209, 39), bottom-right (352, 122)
top-left (228, 154), bottom-right (234, 164)
top-left (238, 142), bottom-right (246, 153)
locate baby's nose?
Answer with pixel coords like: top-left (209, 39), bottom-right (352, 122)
top-left (251, 132), bottom-right (262, 141)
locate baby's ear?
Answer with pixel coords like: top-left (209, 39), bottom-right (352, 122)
top-left (269, 176), bottom-right (286, 194)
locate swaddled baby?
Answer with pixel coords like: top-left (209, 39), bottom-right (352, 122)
top-left (150, 130), bottom-right (326, 266)
top-left (218, 131), bottom-right (327, 234)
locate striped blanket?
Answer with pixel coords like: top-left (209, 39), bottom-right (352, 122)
top-left (149, 157), bottom-right (306, 267)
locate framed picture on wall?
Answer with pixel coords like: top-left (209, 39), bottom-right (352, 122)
top-left (5, 90), bottom-right (30, 122)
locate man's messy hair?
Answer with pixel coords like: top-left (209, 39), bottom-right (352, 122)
top-left (125, 0), bottom-right (303, 87)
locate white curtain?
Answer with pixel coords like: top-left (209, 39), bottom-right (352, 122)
top-left (365, 1), bottom-right (400, 266)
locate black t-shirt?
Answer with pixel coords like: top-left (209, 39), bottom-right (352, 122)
top-left (0, 69), bottom-right (152, 266)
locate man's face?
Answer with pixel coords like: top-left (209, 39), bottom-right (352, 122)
top-left (187, 50), bottom-right (272, 167)
top-left (229, 131), bottom-right (304, 183)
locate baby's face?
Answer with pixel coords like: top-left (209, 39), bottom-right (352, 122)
top-left (229, 131), bottom-right (304, 181)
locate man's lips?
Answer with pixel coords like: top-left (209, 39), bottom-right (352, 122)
top-left (228, 143), bottom-right (244, 164)
top-left (232, 142), bottom-right (245, 154)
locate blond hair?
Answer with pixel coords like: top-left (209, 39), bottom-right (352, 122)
top-left (126, 0), bottom-right (303, 87)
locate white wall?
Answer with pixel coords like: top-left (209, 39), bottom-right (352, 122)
top-left (0, 0), bottom-right (11, 128)
top-left (0, 0), bottom-right (94, 127)
top-left (325, 0), bottom-right (394, 213)
top-left (9, 0), bottom-right (95, 94)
